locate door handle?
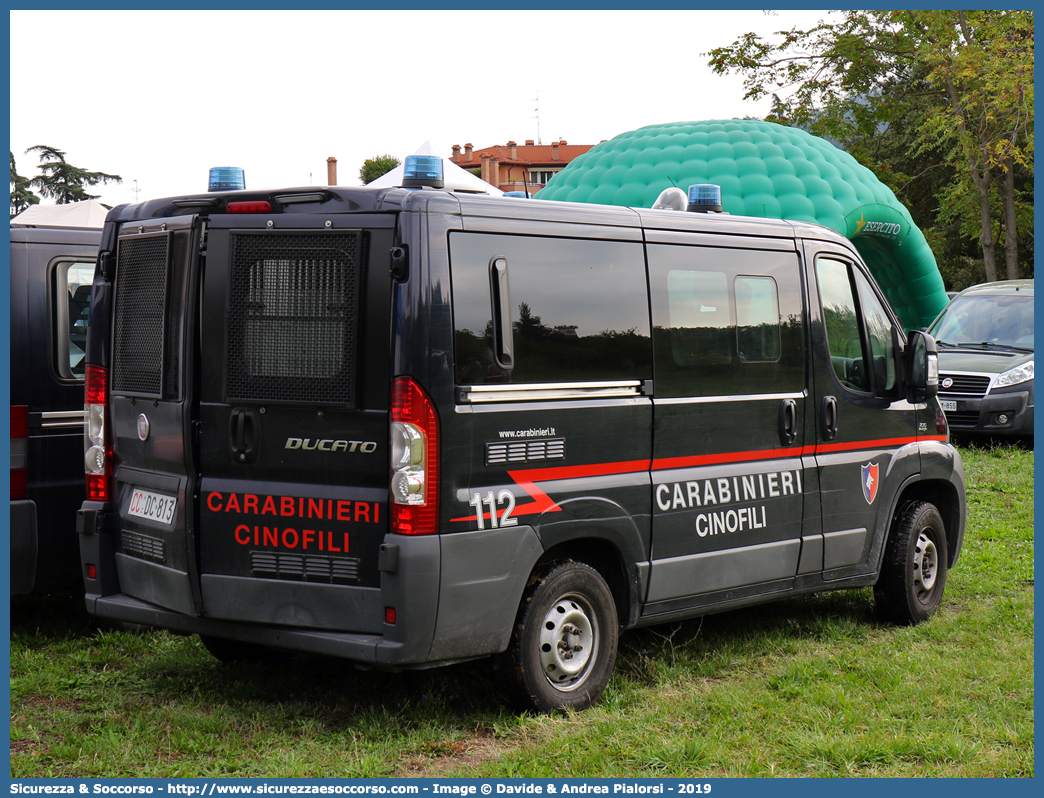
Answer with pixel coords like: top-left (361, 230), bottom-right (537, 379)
top-left (779, 398), bottom-right (798, 446)
top-left (228, 407), bottom-right (260, 463)
top-left (489, 256), bottom-right (514, 371)
top-left (821, 395), bottom-right (838, 441)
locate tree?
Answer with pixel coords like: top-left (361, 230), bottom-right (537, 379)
top-left (358, 154), bottom-right (400, 185)
top-left (24, 145), bottom-right (121, 204)
top-left (10, 151), bottom-right (39, 217)
top-left (708, 10), bottom-right (1033, 282)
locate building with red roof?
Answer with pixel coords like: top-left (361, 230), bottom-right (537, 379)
top-left (449, 139), bottom-right (596, 195)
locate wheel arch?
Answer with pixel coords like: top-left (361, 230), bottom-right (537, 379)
top-left (537, 536), bottom-right (638, 629)
top-left (532, 496), bottom-right (648, 628)
top-left (887, 478), bottom-right (964, 568)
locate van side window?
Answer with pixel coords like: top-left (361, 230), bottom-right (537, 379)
top-left (53, 261), bottom-right (96, 379)
top-left (648, 245), bottom-right (804, 398)
top-left (450, 233), bottom-right (652, 384)
top-left (736, 276), bottom-right (782, 363)
top-left (666, 269), bottom-right (732, 366)
top-left (816, 257), bottom-right (896, 394)
top-left (854, 271), bottom-right (897, 392)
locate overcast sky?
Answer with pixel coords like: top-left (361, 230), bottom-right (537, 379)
top-left (10, 9), bottom-right (833, 208)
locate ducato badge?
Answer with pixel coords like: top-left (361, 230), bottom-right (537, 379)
top-left (137, 413), bottom-right (150, 442)
top-left (285, 437), bottom-right (377, 453)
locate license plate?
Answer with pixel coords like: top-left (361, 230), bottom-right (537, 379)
top-left (127, 488), bottom-right (177, 525)
top-left (940, 400), bottom-right (958, 412)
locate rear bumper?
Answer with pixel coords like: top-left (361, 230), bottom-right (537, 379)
top-left (10, 500), bottom-right (39, 594)
top-left (79, 502), bottom-right (544, 668)
top-left (87, 592), bottom-right (401, 664)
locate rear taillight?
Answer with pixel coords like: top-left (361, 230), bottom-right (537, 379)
top-left (84, 364), bottom-right (112, 501)
top-left (390, 377), bottom-right (439, 535)
top-left (11, 405), bottom-right (28, 500)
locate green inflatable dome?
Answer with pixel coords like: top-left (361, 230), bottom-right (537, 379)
top-left (537, 120), bottom-right (948, 330)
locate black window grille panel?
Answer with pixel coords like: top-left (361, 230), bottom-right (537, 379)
top-left (112, 234), bottom-right (170, 396)
top-left (226, 232), bottom-right (362, 406)
top-left (163, 231), bottom-right (190, 399)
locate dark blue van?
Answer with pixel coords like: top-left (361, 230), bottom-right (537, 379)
top-left (76, 163), bottom-right (965, 712)
top-left (10, 220), bottom-right (100, 593)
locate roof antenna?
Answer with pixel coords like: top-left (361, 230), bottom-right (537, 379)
top-left (530, 90), bottom-right (542, 145)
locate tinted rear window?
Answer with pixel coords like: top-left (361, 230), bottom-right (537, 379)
top-left (450, 232), bottom-right (652, 384)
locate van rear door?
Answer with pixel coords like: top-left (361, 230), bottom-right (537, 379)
top-left (108, 216), bottom-right (203, 615)
top-left (194, 214), bottom-right (394, 632)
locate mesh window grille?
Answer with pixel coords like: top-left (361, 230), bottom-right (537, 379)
top-left (112, 235), bottom-right (170, 396)
top-left (163, 231), bottom-right (189, 398)
top-left (226, 232), bottom-right (362, 406)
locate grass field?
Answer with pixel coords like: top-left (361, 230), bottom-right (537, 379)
top-left (9, 443), bottom-right (1033, 778)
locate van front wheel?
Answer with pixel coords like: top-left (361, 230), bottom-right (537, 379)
top-left (495, 560), bottom-right (618, 713)
top-left (875, 501), bottom-right (948, 625)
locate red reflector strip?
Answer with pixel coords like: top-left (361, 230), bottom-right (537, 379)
top-left (86, 473), bottom-right (110, 502)
top-left (385, 607), bottom-right (396, 625)
top-left (11, 469), bottom-right (28, 500)
top-left (87, 564), bottom-right (97, 580)
top-left (10, 406), bottom-right (28, 439)
top-left (227, 201), bottom-right (272, 214)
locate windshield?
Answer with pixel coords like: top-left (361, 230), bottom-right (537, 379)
top-left (929, 293), bottom-right (1034, 350)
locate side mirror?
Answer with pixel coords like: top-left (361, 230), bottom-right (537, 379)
top-left (906, 329), bottom-right (939, 403)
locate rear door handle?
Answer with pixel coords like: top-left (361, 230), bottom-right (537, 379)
top-left (229, 407), bottom-right (260, 463)
top-left (779, 398), bottom-right (798, 446)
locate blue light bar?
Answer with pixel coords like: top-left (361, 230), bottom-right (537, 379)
top-left (209, 166), bottom-right (245, 192)
top-left (687, 183), bottom-right (723, 213)
top-left (402, 155), bottom-right (445, 188)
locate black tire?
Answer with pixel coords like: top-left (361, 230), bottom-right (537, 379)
top-left (494, 559), bottom-right (619, 714)
top-left (199, 634), bottom-right (294, 664)
top-left (874, 501), bottom-right (949, 625)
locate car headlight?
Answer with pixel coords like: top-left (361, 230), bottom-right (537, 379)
top-left (995, 360), bottom-right (1033, 388)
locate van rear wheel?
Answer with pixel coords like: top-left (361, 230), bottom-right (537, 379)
top-left (199, 634), bottom-right (293, 664)
top-left (874, 501), bottom-right (948, 625)
top-left (495, 559), bottom-right (618, 714)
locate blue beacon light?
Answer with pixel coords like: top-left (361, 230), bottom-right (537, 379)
top-left (402, 155), bottom-right (445, 188)
top-left (687, 183), bottom-right (723, 213)
top-left (209, 166), bottom-right (245, 192)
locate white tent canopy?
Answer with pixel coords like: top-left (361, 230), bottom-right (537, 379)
top-left (366, 142), bottom-right (503, 195)
top-left (11, 199), bottom-right (109, 228)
